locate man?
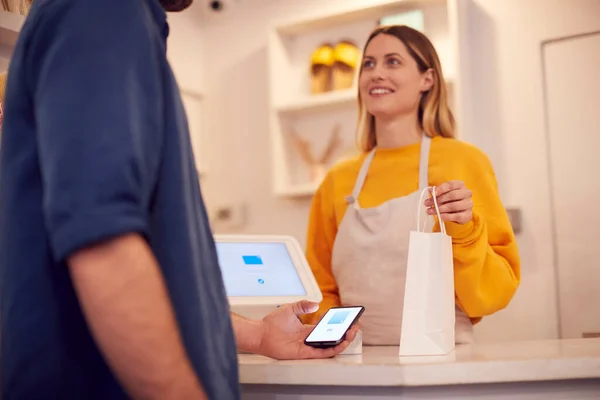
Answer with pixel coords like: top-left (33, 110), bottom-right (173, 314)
top-left (0, 0), bottom-right (357, 399)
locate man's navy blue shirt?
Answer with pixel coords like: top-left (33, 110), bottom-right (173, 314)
top-left (0, 0), bottom-right (240, 398)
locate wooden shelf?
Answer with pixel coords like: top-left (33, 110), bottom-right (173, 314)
top-left (277, 182), bottom-right (319, 198)
top-left (0, 10), bottom-right (24, 47)
top-left (276, 88), bottom-right (357, 115)
top-left (0, 10), bottom-right (25, 71)
top-left (276, 77), bottom-right (454, 116)
top-left (275, 0), bottom-right (446, 36)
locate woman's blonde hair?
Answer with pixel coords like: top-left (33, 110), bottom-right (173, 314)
top-left (356, 25), bottom-right (455, 152)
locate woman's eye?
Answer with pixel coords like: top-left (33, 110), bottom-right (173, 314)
top-left (363, 60), bottom-right (374, 68)
top-left (387, 58), bottom-right (400, 65)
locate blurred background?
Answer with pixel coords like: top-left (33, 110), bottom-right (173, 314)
top-left (1, 0), bottom-right (599, 344)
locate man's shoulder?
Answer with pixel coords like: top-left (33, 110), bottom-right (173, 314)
top-left (18, 0), bottom-right (164, 76)
top-left (25, 0), bottom-right (158, 39)
top-left (31, 0), bottom-right (152, 17)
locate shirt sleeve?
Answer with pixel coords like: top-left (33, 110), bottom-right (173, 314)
top-left (442, 150), bottom-right (521, 319)
top-left (29, 1), bottom-right (164, 262)
top-left (301, 173), bottom-right (342, 325)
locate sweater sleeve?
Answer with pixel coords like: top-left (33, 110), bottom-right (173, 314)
top-left (443, 152), bottom-right (521, 319)
top-left (301, 173), bottom-right (341, 325)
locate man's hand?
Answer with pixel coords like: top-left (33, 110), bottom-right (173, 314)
top-left (256, 301), bottom-right (358, 360)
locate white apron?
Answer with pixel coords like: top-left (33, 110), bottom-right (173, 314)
top-left (331, 135), bottom-right (474, 345)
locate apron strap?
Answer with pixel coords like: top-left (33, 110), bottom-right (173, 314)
top-left (346, 149), bottom-right (376, 206)
top-left (345, 134), bottom-right (432, 205)
top-left (418, 134), bottom-right (431, 190)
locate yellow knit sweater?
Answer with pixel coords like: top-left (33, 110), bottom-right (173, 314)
top-left (303, 136), bottom-right (521, 324)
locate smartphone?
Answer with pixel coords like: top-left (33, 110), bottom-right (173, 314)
top-left (304, 306), bottom-right (365, 348)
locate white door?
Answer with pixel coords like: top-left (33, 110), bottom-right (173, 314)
top-left (542, 31), bottom-right (600, 339)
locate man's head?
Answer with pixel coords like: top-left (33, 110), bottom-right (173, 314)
top-left (159, 0), bottom-right (193, 12)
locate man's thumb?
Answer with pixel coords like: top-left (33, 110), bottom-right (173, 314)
top-left (292, 300), bottom-right (319, 316)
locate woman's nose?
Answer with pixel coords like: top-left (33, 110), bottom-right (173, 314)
top-left (367, 64), bottom-right (385, 81)
top-left (370, 70), bottom-right (385, 81)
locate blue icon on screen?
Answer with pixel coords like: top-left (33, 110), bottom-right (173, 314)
top-left (243, 255), bottom-right (263, 265)
top-left (257, 278), bottom-right (265, 284)
top-left (328, 310), bottom-right (350, 325)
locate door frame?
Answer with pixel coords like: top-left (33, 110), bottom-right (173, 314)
top-left (540, 30), bottom-right (600, 339)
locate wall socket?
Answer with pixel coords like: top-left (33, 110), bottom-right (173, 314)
top-left (210, 202), bottom-right (246, 230)
top-left (506, 208), bottom-right (522, 234)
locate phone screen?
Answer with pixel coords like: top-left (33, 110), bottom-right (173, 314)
top-left (305, 306), bottom-right (363, 344)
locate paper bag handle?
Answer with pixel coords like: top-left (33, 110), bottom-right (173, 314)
top-left (417, 186), bottom-right (446, 234)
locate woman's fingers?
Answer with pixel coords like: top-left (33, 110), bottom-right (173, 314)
top-left (439, 210), bottom-right (473, 224)
top-left (431, 180), bottom-right (464, 197)
top-left (424, 182), bottom-right (474, 225)
top-left (428, 198), bottom-right (473, 215)
top-left (425, 182), bottom-right (471, 207)
top-left (438, 189), bottom-right (472, 205)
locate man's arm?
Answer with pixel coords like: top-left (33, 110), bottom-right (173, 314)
top-left (68, 234), bottom-right (205, 399)
top-left (29, 1), bottom-right (205, 398)
top-left (230, 312), bottom-right (263, 354)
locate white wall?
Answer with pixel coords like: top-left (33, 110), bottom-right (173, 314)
top-left (183, 0), bottom-right (353, 241)
top-left (166, 5), bottom-right (205, 93)
top-left (462, 0), bottom-right (600, 343)
top-left (167, 0), bottom-right (600, 342)
top-left (165, 4), bottom-right (214, 205)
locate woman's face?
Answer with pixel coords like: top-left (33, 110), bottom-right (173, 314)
top-left (358, 34), bottom-right (432, 120)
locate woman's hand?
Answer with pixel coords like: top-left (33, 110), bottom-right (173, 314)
top-left (425, 180), bottom-right (473, 224)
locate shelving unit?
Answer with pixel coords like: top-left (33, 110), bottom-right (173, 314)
top-left (267, 0), bottom-right (470, 198)
top-left (276, 87), bottom-right (357, 116)
top-left (0, 10), bottom-right (25, 72)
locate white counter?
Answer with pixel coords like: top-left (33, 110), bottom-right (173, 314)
top-left (239, 338), bottom-right (600, 399)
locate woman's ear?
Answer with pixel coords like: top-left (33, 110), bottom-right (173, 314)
top-left (420, 68), bottom-right (435, 92)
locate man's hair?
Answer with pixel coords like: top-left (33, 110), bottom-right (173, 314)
top-left (159, 0), bottom-right (193, 12)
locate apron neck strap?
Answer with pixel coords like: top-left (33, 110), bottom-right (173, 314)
top-left (346, 149), bottom-right (376, 204)
top-left (346, 134), bottom-right (432, 205)
top-left (418, 134), bottom-right (431, 190)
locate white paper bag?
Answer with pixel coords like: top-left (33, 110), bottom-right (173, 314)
top-left (399, 186), bottom-right (455, 356)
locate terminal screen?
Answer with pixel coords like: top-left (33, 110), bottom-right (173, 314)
top-left (215, 242), bottom-right (306, 297)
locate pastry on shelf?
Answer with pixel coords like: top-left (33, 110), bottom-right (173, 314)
top-left (310, 42), bottom-right (334, 94)
top-left (332, 40), bottom-right (360, 91)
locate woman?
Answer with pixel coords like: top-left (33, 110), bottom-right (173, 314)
top-left (303, 25), bottom-right (521, 345)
